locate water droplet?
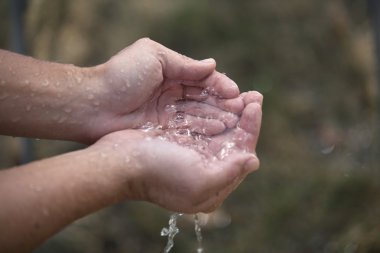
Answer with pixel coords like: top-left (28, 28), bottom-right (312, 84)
top-left (11, 117), bottom-right (21, 123)
top-left (165, 104), bottom-right (177, 113)
top-left (24, 80), bottom-right (30, 85)
top-left (58, 116), bottom-right (67, 124)
top-left (42, 80), bottom-right (49, 86)
top-left (140, 122), bottom-right (155, 131)
top-left (113, 143), bottom-right (119, 149)
top-left (120, 69), bottom-right (125, 73)
top-left (321, 145), bottom-right (335, 155)
top-left (175, 112), bottom-right (185, 122)
top-left (42, 208), bottom-right (50, 216)
top-left (93, 101), bottom-right (100, 106)
top-left (26, 105), bottom-right (32, 111)
top-left (75, 76), bottom-right (82, 84)
top-left (200, 89), bottom-right (209, 98)
top-left (87, 94), bottom-right (95, 100)
top-left (0, 93), bottom-right (9, 100)
top-left (64, 107), bottom-right (72, 113)
top-left (176, 129), bottom-right (191, 136)
top-left (124, 156), bottom-right (130, 163)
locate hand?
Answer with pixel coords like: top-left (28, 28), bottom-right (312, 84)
top-left (86, 38), bottom-right (244, 141)
top-left (90, 91), bottom-right (263, 213)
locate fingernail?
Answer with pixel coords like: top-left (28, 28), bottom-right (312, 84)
top-left (200, 58), bottom-right (215, 64)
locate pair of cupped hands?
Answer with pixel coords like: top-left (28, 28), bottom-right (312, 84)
top-left (88, 38), bottom-right (263, 213)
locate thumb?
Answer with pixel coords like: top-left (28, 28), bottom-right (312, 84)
top-left (157, 46), bottom-right (216, 80)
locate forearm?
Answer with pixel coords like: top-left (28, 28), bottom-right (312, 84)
top-left (0, 49), bottom-right (104, 143)
top-left (0, 146), bottom-right (131, 253)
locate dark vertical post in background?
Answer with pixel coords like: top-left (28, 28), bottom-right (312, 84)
top-left (368, 0), bottom-right (380, 172)
top-left (10, 0), bottom-right (33, 164)
top-left (369, 0), bottom-right (380, 105)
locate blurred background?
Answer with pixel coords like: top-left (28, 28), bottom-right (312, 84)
top-left (1, 0), bottom-right (380, 252)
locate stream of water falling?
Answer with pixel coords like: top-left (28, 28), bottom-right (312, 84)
top-left (161, 213), bottom-right (182, 253)
top-left (161, 213), bottom-right (204, 253)
top-left (194, 214), bottom-right (204, 253)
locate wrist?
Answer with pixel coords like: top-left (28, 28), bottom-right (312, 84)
top-left (75, 63), bottom-right (108, 143)
top-left (86, 131), bottom-right (145, 201)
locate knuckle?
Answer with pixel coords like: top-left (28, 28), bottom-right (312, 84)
top-left (135, 37), bottom-right (156, 48)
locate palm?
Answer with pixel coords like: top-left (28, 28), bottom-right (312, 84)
top-left (96, 91), bottom-right (262, 213)
top-left (90, 39), bottom-right (243, 141)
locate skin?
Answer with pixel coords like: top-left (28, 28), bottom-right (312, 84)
top-left (0, 38), bottom-right (263, 252)
top-left (0, 38), bottom-right (243, 143)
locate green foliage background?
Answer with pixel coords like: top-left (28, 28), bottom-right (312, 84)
top-left (1, 0), bottom-right (380, 252)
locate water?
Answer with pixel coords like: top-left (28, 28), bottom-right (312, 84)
top-left (217, 141), bottom-right (236, 160)
top-left (137, 113), bottom-right (241, 253)
top-left (161, 213), bottom-right (204, 253)
top-left (161, 213), bottom-right (182, 253)
top-left (200, 89), bottom-right (209, 98)
top-left (194, 214), bottom-right (204, 253)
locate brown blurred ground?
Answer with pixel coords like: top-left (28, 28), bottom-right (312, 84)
top-left (1, 0), bottom-right (380, 252)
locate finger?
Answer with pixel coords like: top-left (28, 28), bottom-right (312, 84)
top-left (184, 86), bottom-right (244, 114)
top-left (173, 114), bottom-right (226, 135)
top-left (183, 86), bottom-right (208, 101)
top-left (239, 103), bottom-right (262, 149)
top-left (157, 45), bottom-right (216, 81)
top-left (241, 91), bottom-right (263, 106)
top-left (183, 71), bottom-right (240, 99)
top-left (203, 96), bottom-right (244, 114)
top-left (176, 100), bottom-right (239, 128)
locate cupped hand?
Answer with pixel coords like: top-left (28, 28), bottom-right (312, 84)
top-left (91, 91), bottom-right (263, 213)
top-left (87, 38), bottom-right (244, 141)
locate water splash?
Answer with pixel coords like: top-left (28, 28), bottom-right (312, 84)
top-left (161, 213), bottom-right (183, 253)
top-left (217, 141), bottom-right (236, 160)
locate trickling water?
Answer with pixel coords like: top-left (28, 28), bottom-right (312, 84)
top-left (161, 213), bottom-right (205, 253)
top-left (136, 113), bottom-right (241, 253)
top-left (194, 214), bottom-right (204, 253)
top-left (161, 213), bottom-right (182, 253)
